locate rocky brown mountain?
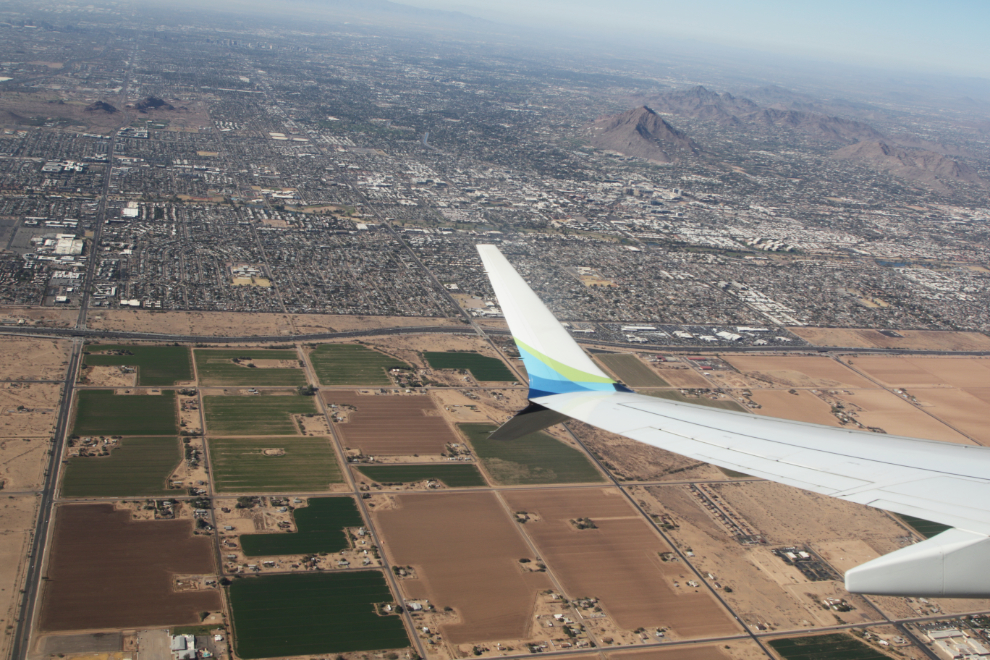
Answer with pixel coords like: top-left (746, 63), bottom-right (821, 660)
top-left (84, 100), bottom-right (118, 113)
top-left (833, 140), bottom-right (984, 190)
top-left (588, 106), bottom-right (699, 163)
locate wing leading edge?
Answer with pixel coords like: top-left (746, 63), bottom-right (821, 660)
top-left (477, 244), bottom-right (990, 598)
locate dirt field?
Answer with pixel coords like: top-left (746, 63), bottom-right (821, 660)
top-left (39, 504), bottom-right (220, 631)
top-left (0, 437), bottom-right (50, 490)
top-left (0, 307), bottom-right (77, 329)
top-left (907, 388), bottom-right (990, 445)
top-left (323, 392), bottom-right (459, 456)
top-left (570, 421), bottom-right (725, 482)
top-left (502, 488), bottom-right (739, 639)
top-left (608, 646), bottom-right (733, 660)
top-left (85, 310), bottom-right (460, 337)
top-left (748, 391), bottom-right (839, 427)
top-left (652, 365), bottom-right (711, 388)
top-left (832, 389), bottom-right (972, 443)
top-left (373, 492), bottom-right (552, 644)
top-left (789, 327), bottom-right (990, 351)
top-left (0, 383), bottom-right (62, 436)
top-left (723, 356), bottom-right (873, 389)
top-left (0, 337), bottom-right (71, 381)
top-left (0, 495), bottom-right (39, 660)
top-left (850, 356), bottom-right (990, 389)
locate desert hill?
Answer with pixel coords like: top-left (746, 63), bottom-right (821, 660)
top-left (134, 96), bottom-right (175, 112)
top-left (588, 106), bottom-right (699, 163)
top-left (84, 101), bottom-right (118, 113)
top-left (833, 140), bottom-right (984, 190)
top-left (647, 85), bottom-right (883, 144)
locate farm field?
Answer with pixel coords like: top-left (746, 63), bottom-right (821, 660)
top-left (72, 390), bottom-right (177, 436)
top-left (194, 349), bottom-right (306, 386)
top-left (723, 355), bottom-right (874, 389)
top-left (228, 572), bottom-right (408, 659)
top-left (324, 392), bottom-right (457, 455)
top-left (850, 356), bottom-right (990, 389)
top-left (596, 353), bottom-right (669, 387)
top-left (60, 437), bottom-right (180, 497)
top-left (82, 345), bottom-right (192, 386)
top-left (768, 634), bottom-right (889, 660)
top-left (39, 504), bottom-right (219, 631)
top-left (373, 492), bottom-right (551, 644)
top-left (502, 488), bottom-right (738, 637)
top-left (459, 423), bottom-right (604, 485)
top-left (423, 351), bottom-right (517, 382)
top-left (907, 388), bottom-right (990, 444)
top-left (240, 497), bottom-right (363, 556)
top-left (748, 390), bottom-right (839, 426)
top-left (899, 515), bottom-right (951, 539)
top-left (355, 464), bottom-right (487, 488)
top-left (208, 436), bottom-right (342, 492)
top-left (608, 648), bottom-right (732, 660)
top-left (832, 389), bottom-right (971, 443)
top-left (643, 389), bottom-right (748, 412)
top-left (202, 394), bottom-right (317, 435)
top-left (789, 327), bottom-right (990, 351)
top-left (309, 344), bottom-right (408, 386)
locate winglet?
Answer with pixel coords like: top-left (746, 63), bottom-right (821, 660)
top-left (477, 244), bottom-right (626, 400)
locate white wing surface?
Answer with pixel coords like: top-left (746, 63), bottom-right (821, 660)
top-left (478, 244), bottom-right (990, 598)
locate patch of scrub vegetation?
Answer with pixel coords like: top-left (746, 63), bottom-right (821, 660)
top-left (83, 345), bottom-right (193, 386)
top-left (61, 436), bottom-right (180, 497)
top-left (208, 436), bottom-right (342, 492)
top-left (228, 572), bottom-right (409, 659)
top-left (308, 344), bottom-right (409, 386)
top-left (768, 633), bottom-right (889, 660)
top-left (423, 351), bottom-right (518, 382)
top-left (356, 464), bottom-right (487, 488)
top-left (643, 388), bottom-right (747, 412)
top-left (73, 390), bottom-right (178, 436)
top-left (194, 349), bottom-right (306, 386)
top-left (202, 394), bottom-right (317, 435)
top-left (240, 497), bottom-right (363, 556)
top-left (459, 423), bottom-right (604, 485)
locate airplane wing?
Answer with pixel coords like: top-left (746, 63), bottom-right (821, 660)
top-left (477, 243), bottom-right (990, 598)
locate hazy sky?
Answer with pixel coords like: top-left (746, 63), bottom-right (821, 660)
top-left (403, 0), bottom-right (990, 78)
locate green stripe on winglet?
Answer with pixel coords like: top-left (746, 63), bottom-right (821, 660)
top-left (515, 338), bottom-right (615, 384)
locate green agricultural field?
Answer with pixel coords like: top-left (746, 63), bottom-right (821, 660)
top-left (644, 389), bottom-right (747, 412)
top-left (229, 572), bottom-right (408, 659)
top-left (194, 349), bottom-right (306, 386)
top-left (72, 390), bottom-right (178, 436)
top-left (83, 345), bottom-right (193, 386)
top-left (61, 437), bottom-right (180, 497)
top-left (596, 353), bottom-right (669, 387)
top-left (356, 464), bottom-right (487, 488)
top-left (899, 514), bottom-right (951, 539)
top-left (209, 437), bottom-right (343, 492)
top-left (308, 344), bottom-right (409, 386)
top-left (459, 423), bottom-right (604, 485)
top-left (768, 634), bottom-right (889, 660)
top-left (240, 497), bottom-right (363, 556)
top-left (203, 394), bottom-right (317, 435)
top-left (424, 351), bottom-right (517, 382)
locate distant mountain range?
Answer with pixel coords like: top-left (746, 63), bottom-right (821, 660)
top-left (832, 140), bottom-right (985, 190)
top-left (645, 85), bottom-right (883, 144)
top-left (588, 106), bottom-right (699, 163)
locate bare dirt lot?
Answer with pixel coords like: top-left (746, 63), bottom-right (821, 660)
top-left (0, 337), bottom-right (71, 381)
top-left (608, 646), bottom-right (735, 660)
top-left (747, 390), bottom-right (839, 427)
top-left (502, 488), bottom-right (739, 639)
top-left (85, 310), bottom-right (461, 337)
top-left (324, 392), bottom-right (459, 456)
top-left (0, 382), bottom-right (62, 436)
top-left (39, 504), bottom-right (220, 631)
top-left (789, 327), bottom-right (990, 351)
top-left (652, 365), bottom-right (711, 389)
top-left (0, 495), bottom-right (39, 660)
top-left (907, 388), bottom-right (990, 445)
top-left (723, 356), bottom-right (873, 389)
top-left (0, 437), bottom-right (50, 491)
top-left (850, 356), bottom-right (990, 389)
top-left (832, 389), bottom-right (971, 443)
top-left (0, 307), bottom-right (77, 329)
top-left (570, 421), bottom-right (724, 482)
top-left (373, 492), bottom-right (551, 644)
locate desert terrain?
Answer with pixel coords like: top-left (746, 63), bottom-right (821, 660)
top-left (789, 327), bottom-right (990, 351)
top-left (0, 337), bottom-right (71, 381)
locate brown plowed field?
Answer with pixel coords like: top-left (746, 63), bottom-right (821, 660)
top-left (789, 327), bottom-right (990, 351)
top-left (850, 357), bottom-right (990, 389)
top-left (323, 392), bottom-right (457, 455)
top-left (724, 356), bottom-right (873, 389)
top-left (39, 504), bottom-right (219, 631)
top-left (373, 492), bottom-right (551, 644)
top-left (911, 388), bottom-right (990, 445)
top-left (502, 489), bottom-right (738, 638)
top-left (749, 390), bottom-right (839, 427)
top-left (609, 647), bottom-right (731, 660)
top-left (834, 390), bottom-right (972, 444)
